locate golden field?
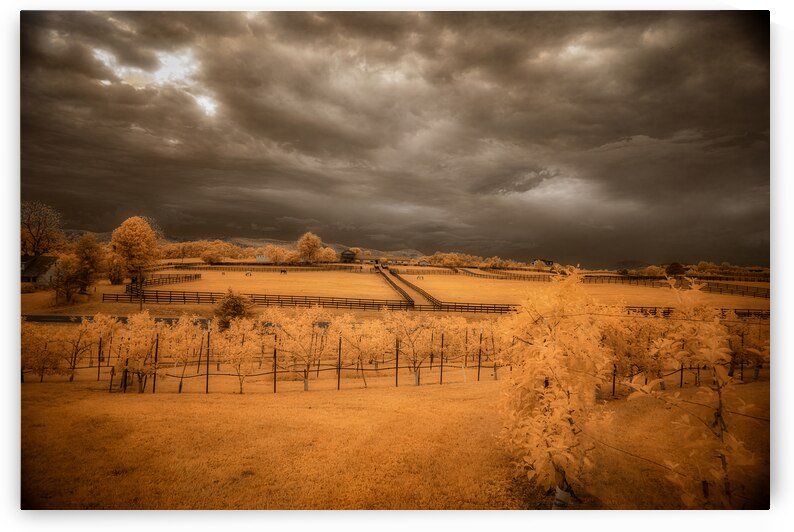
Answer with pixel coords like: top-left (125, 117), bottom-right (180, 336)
top-left (410, 275), bottom-right (771, 309)
top-left (21, 370), bottom-right (769, 509)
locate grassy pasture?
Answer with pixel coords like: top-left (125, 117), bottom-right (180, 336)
top-left (20, 270), bottom-right (769, 321)
top-left (410, 275), bottom-right (771, 309)
top-left (155, 270), bottom-right (398, 300)
top-left (20, 371), bottom-right (769, 509)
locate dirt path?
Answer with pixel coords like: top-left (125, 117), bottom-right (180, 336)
top-left (385, 271), bottom-right (437, 306)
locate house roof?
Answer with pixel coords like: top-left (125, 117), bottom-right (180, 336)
top-left (21, 255), bottom-right (58, 278)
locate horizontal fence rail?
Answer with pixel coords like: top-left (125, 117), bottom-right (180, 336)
top-left (389, 270), bottom-right (516, 313)
top-left (389, 268), bottom-right (459, 276)
top-left (22, 314), bottom-right (211, 325)
top-left (171, 264), bottom-right (368, 273)
top-left (126, 274), bottom-right (202, 292)
top-left (458, 268), bottom-right (553, 282)
top-left (375, 266), bottom-right (415, 305)
top-left (105, 290), bottom-right (413, 310)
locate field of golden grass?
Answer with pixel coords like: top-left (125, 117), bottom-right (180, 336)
top-left (20, 270), bottom-right (770, 322)
top-left (161, 270), bottom-right (397, 300)
top-left (410, 275), bottom-right (771, 309)
top-left (20, 368), bottom-right (769, 509)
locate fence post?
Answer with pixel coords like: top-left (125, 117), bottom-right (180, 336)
top-left (206, 321), bottom-right (211, 394)
top-left (395, 337), bottom-right (399, 388)
top-left (611, 365), bottom-right (617, 396)
top-left (337, 335), bottom-right (342, 391)
top-left (107, 335), bottom-right (113, 368)
top-left (440, 333), bottom-right (444, 385)
top-left (273, 334), bottom-right (278, 394)
top-left (477, 330), bottom-right (482, 382)
top-left (196, 333), bottom-right (204, 373)
top-left (430, 331), bottom-right (434, 370)
top-left (152, 333), bottom-right (159, 394)
top-left (97, 336), bottom-right (103, 381)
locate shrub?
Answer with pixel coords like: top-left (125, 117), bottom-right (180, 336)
top-left (214, 290), bottom-right (254, 331)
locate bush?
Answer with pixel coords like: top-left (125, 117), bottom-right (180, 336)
top-left (214, 290), bottom-right (254, 331)
top-left (21, 283), bottom-right (36, 294)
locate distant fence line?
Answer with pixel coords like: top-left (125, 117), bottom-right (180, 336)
top-left (463, 270), bottom-right (769, 298)
top-left (171, 264), bottom-right (368, 273)
top-left (375, 266), bottom-right (416, 305)
top-left (107, 290), bottom-right (412, 311)
top-left (389, 268), bottom-right (458, 276)
top-left (126, 274), bottom-right (202, 292)
top-left (702, 282), bottom-right (769, 299)
top-left (458, 268), bottom-right (553, 282)
top-left (388, 270), bottom-right (515, 314)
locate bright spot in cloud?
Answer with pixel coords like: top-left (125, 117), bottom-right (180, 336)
top-left (92, 47), bottom-right (199, 87)
top-left (153, 50), bottom-right (198, 85)
top-left (194, 95), bottom-right (218, 116)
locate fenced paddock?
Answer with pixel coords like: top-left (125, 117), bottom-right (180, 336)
top-left (126, 273), bottom-right (202, 291)
top-left (105, 290), bottom-right (411, 310)
top-left (144, 270), bottom-right (397, 300)
top-left (408, 275), bottom-right (772, 310)
top-left (173, 263), bottom-right (367, 273)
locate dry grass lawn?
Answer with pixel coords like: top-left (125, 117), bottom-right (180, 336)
top-left (21, 378), bottom-right (533, 510)
top-left (157, 270), bottom-right (398, 300)
top-left (20, 369), bottom-right (769, 510)
top-left (411, 276), bottom-right (771, 309)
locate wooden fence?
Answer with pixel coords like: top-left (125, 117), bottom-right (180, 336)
top-left (458, 268), bottom-right (553, 282)
top-left (105, 290), bottom-right (412, 310)
top-left (172, 264), bottom-right (367, 273)
top-left (390, 268), bottom-right (459, 276)
top-left (375, 266), bottom-right (415, 305)
top-left (126, 273), bottom-right (202, 292)
top-left (388, 270), bottom-right (515, 314)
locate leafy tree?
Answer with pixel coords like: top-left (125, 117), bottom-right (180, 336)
top-left (665, 262), bottom-right (686, 276)
top-left (337, 314), bottom-right (390, 387)
top-left (262, 244), bottom-right (289, 264)
top-left (502, 270), bottom-right (613, 505)
top-left (200, 240), bottom-right (238, 263)
top-left (111, 217), bottom-right (159, 308)
top-left (73, 233), bottom-right (104, 293)
top-left (55, 319), bottom-right (96, 382)
top-left (105, 250), bottom-right (127, 285)
top-left (162, 314), bottom-right (204, 392)
top-left (49, 253), bottom-right (82, 304)
top-left (382, 310), bottom-right (431, 385)
top-left (260, 306), bottom-right (333, 390)
top-left (214, 290), bottom-right (254, 331)
top-left (297, 232), bottom-right (322, 263)
top-left (216, 317), bottom-right (259, 393)
top-left (631, 283), bottom-right (758, 508)
top-left (21, 200), bottom-right (64, 256)
top-left (317, 247), bottom-right (338, 263)
top-left (116, 311), bottom-right (160, 392)
top-left (21, 322), bottom-right (61, 382)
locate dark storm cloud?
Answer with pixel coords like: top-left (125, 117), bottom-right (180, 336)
top-left (20, 11), bottom-right (769, 266)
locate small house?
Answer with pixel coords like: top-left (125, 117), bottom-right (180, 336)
top-left (340, 249), bottom-right (357, 263)
top-left (21, 255), bottom-right (58, 286)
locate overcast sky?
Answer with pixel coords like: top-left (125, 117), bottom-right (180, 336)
top-left (20, 11), bottom-right (769, 267)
